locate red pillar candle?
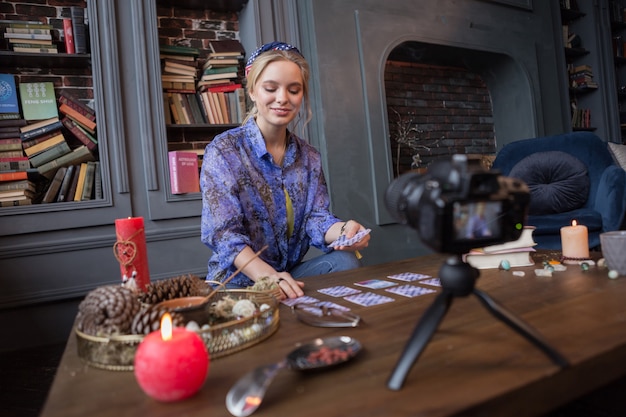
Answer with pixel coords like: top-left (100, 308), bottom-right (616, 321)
top-left (134, 313), bottom-right (210, 402)
top-left (114, 217), bottom-right (150, 291)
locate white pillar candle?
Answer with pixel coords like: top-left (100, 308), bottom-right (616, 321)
top-left (560, 220), bottom-right (589, 259)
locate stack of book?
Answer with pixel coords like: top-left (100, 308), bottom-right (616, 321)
top-left (0, 74), bottom-right (21, 120)
top-left (569, 64), bottom-right (598, 89)
top-left (160, 44), bottom-right (200, 87)
top-left (19, 117), bottom-right (94, 180)
top-left (198, 40), bottom-right (245, 90)
top-left (3, 20), bottom-right (57, 54)
top-left (57, 90), bottom-right (98, 152)
top-left (0, 119), bottom-right (37, 206)
top-left (462, 226), bottom-right (537, 269)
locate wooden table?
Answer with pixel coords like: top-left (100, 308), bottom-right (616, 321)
top-left (41, 253), bottom-right (626, 417)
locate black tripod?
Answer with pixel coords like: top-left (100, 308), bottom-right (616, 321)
top-left (387, 255), bottom-right (570, 390)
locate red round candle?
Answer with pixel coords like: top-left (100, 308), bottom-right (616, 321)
top-left (114, 217), bottom-right (150, 291)
top-left (134, 315), bottom-right (209, 402)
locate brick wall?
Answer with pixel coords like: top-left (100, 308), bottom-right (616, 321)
top-left (385, 60), bottom-right (496, 175)
top-left (0, 0), bottom-right (92, 104)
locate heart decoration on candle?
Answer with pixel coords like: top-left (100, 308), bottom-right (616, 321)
top-left (113, 240), bottom-right (137, 266)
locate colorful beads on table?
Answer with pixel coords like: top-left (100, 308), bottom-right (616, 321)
top-left (608, 270), bottom-right (619, 279)
top-left (499, 260), bottom-right (511, 271)
top-left (580, 262), bottom-right (590, 271)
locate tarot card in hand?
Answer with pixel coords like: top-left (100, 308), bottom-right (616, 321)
top-left (387, 272), bottom-right (432, 282)
top-left (318, 285), bottom-right (362, 297)
top-left (386, 285), bottom-right (437, 298)
top-left (328, 228), bottom-right (371, 248)
top-left (344, 291), bottom-right (395, 307)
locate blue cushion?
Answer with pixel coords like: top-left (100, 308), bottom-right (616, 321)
top-left (509, 151), bottom-right (590, 215)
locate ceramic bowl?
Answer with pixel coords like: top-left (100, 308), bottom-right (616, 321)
top-left (600, 231), bottom-right (626, 276)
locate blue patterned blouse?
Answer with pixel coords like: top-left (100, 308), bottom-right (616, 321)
top-left (200, 118), bottom-right (340, 287)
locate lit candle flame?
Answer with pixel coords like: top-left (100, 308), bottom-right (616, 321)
top-left (160, 312), bottom-right (173, 341)
top-left (572, 220), bottom-right (578, 227)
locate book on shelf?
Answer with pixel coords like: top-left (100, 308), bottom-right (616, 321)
top-left (62, 18), bottom-right (75, 54)
top-left (207, 83), bottom-right (243, 93)
top-left (93, 161), bottom-right (102, 200)
top-left (4, 32), bottom-right (52, 41)
top-left (202, 57), bottom-right (241, 70)
top-left (0, 74), bottom-right (21, 120)
top-left (161, 74), bottom-right (197, 84)
top-left (19, 117), bottom-right (63, 141)
top-left (80, 160), bottom-right (96, 201)
top-left (58, 90), bottom-right (96, 122)
top-left (0, 192), bottom-right (33, 206)
top-left (0, 168), bottom-right (39, 182)
top-left (5, 27), bottom-right (50, 35)
top-left (65, 164), bottom-right (81, 202)
top-left (19, 82), bottom-right (58, 121)
top-left (37, 145), bottom-right (94, 179)
top-left (462, 226), bottom-right (537, 269)
top-left (61, 117), bottom-right (97, 152)
top-left (56, 164), bottom-right (76, 202)
top-left (28, 140), bottom-right (71, 168)
top-left (0, 138), bottom-right (22, 152)
top-left (0, 156), bottom-right (30, 172)
top-left (162, 80), bottom-right (196, 91)
top-left (0, 178), bottom-right (35, 192)
top-left (159, 44), bottom-right (200, 58)
top-left (70, 6), bottom-right (87, 54)
top-left (0, 20), bottom-right (52, 29)
top-left (23, 133), bottom-right (65, 157)
top-left (41, 165), bottom-right (67, 203)
top-left (0, 150), bottom-right (23, 158)
top-left (208, 39), bottom-right (245, 56)
top-left (73, 162), bottom-right (88, 201)
top-left (11, 44), bottom-right (58, 54)
top-left (58, 103), bottom-right (96, 133)
top-left (8, 38), bottom-right (53, 47)
top-left (0, 119), bottom-right (27, 128)
top-left (168, 151), bottom-right (200, 194)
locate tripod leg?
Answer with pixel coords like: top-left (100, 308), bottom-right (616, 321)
top-left (473, 289), bottom-right (569, 367)
top-left (387, 291), bottom-right (454, 390)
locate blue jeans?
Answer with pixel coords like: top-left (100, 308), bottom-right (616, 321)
top-left (217, 251), bottom-right (361, 289)
top-left (290, 250), bottom-right (361, 278)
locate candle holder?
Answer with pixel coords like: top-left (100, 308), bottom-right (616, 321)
top-left (559, 255), bottom-right (593, 265)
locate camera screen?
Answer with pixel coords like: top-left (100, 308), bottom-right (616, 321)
top-left (452, 201), bottom-right (503, 243)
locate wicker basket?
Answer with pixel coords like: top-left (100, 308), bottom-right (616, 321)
top-left (75, 290), bottom-right (280, 371)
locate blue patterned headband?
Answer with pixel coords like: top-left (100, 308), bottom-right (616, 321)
top-left (245, 41), bottom-right (303, 75)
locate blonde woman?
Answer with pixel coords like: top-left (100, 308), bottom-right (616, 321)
top-left (200, 42), bottom-right (370, 299)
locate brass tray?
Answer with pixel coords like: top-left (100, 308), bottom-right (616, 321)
top-left (75, 290), bottom-right (280, 371)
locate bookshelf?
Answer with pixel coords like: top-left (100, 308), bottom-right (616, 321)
top-left (560, 2), bottom-right (598, 131)
top-left (610, 0), bottom-right (626, 142)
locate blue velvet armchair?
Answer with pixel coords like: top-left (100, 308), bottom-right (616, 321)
top-left (492, 132), bottom-right (626, 249)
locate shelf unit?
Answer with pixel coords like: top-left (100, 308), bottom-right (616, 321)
top-left (561, 4), bottom-right (598, 131)
top-left (610, 0), bottom-right (626, 142)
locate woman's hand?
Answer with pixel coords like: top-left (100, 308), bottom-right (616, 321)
top-left (268, 273), bottom-right (305, 299)
top-left (332, 220), bottom-right (370, 252)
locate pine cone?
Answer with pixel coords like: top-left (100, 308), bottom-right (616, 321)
top-left (76, 285), bottom-right (142, 336)
top-left (131, 305), bottom-right (186, 335)
top-left (137, 274), bottom-right (207, 304)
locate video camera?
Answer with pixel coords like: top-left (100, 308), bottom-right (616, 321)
top-left (384, 154), bottom-right (530, 254)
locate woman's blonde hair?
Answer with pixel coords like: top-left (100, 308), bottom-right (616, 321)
top-left (243, 49), bottom-right (312, 130)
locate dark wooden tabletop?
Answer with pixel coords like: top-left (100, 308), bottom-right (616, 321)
top-left (41, 252), bottom-right (626, 417)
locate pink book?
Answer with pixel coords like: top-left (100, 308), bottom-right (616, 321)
top-left (168, 151), bottom-right (200, 194)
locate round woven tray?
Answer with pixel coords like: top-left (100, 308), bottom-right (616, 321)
top-left (75, 290), bottom-right (280, 371)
